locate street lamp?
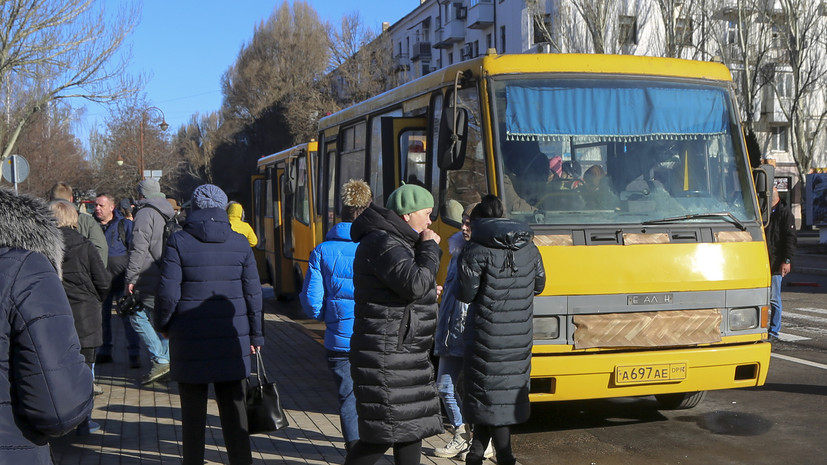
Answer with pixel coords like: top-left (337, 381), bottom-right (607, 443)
top-left (139, 106), bottom-right (169, 180)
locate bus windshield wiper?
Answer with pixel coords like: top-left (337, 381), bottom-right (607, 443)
top-left (642, 212), bottom-right (747, 231)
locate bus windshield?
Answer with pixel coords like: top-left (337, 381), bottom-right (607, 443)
top-left (490, 77), bottom-right (758, 227)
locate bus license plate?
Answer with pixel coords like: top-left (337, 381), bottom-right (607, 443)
top-left (615, 363), bottom-right (687, 385)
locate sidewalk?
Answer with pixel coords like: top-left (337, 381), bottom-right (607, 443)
top-left (50, 292), bottom-right (462, 465)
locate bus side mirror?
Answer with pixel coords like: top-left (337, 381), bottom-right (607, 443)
top-left (752, 164), bottom-right (774, 226)
top-left (437, 106), bottom-right (468, 170)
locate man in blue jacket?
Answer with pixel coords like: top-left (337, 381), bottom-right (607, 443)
top-left (299, 179), bottom-right (372, 452)
top-left (94, 193), bottom-right (142, 368)
top-left (0, 188), bottom-right (95, 463)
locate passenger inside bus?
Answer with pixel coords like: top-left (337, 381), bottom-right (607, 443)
top-left (580, 165), bottom-right (619, 210)
top-left (501, 138), bottom-right (550, 209)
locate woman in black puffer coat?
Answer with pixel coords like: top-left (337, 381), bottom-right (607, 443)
top-left (346, 184), bottom-right (443, 465)
top-left (51, 201), bottom-right (111, 352)
top-left (457, 195), bottom-right (545, 465)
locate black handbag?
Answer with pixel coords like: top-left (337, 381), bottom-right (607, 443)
top-left (246, 351), bottom-right (289, 434)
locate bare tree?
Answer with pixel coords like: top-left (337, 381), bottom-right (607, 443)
top-left (4, 104), bottom-right (90, 196)
top-left (0, 0), bottom-right (140, 164)
top-left (93, 96), bottom-right (177, 201)
top-left (653, 0), bottom-right (705, 59)
top-left (221, 1), bottom-right (330, 125)
top-left (172, 112), bottom-right (224, 184)
top-left (569, 0), bottom-right (616, 54)
top-left (329, 13), bottom-right (396, 107)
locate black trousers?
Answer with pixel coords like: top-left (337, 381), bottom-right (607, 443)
top-left (466, 425), bottom-right (515, 465)
top-left (344, 439), bottom-right (422, 465)
top-left (178, 379), bottom-right (251, 465)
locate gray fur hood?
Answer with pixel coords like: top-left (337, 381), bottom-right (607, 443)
top-left (0, 188), bottom-right (64, 277)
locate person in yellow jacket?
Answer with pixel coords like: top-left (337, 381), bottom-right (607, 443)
top-left (226, 201), bottom-right (258, 247)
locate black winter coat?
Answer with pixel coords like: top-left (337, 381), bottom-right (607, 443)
top-left (0, 189), bottom-right (94, 464)
top-left (349, 203), bottom-right (444, 443)
top-left (458, 218), bottom-right (545, 426)
top-left (59, 227), bottom-right (111, 349)
top-left (155, 207), bottom-right (263, 384)
top-left (765, 198), bottom-right (797, 275)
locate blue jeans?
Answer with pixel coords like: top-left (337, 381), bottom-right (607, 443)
top-left (100, 287), bottom-right (141, 358)
top-left (436, 355), bottom-right (464, 428)
top-left (129, 294), bottom-right (169, 365)
top-left (328, 351), bottom-right (359, 443)
top-left (769, 274), bottom-right (783, 337)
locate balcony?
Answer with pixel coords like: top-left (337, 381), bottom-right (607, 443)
top-left (411, 41), bottom-right (432, 61)
top-left (467, 0), bottom-right (494, 29)
top-left (394, 53), bottom-right (410, 72)
top-left (762, 94), bottom-right (789, 124)
top-left (434, 20), bottom-right (465, 49)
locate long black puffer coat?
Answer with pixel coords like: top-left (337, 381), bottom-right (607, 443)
top-left (458, 217), bottom-right (545, 426)
top-left (59, 227), bottom-right (111, 349)
top-left (349, 203), bottom-right (444, 443)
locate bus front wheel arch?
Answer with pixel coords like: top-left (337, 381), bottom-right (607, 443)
top-left (655, 391), bottom-right (707, 410)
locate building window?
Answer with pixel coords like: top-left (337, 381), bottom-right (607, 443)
top-left (486, 33), bottom-right (493, 50)
top-left (474, 40), bottom-right (479, 57)
top-left (500, 25), bottom-right (506, 52)
top-left (618, 15), bottom-right (637, 45)
top-left (771, 126), bottom-right (788, 152)
top-left (726, 21), bottom-right (738, 45)
top-left (776, 71), bottom-right (794, 99)
top-left (448, 52), bottom-right (454, 65)
top-left (533, 13), bottom-right (552, 44)
top-left (675, 17), bottom-right (692, 46)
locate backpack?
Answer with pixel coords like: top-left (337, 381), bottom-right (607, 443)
top-left (141, 203), bottom-right (183, 249)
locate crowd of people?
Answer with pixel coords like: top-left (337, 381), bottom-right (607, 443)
top-left (299, 182), bottom-right (545, 465)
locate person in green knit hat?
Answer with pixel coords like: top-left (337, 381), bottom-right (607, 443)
top-left (345, 183), bottom-right (443, 465)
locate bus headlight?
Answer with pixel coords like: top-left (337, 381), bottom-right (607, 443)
top-left (534, 316), bottom-right (560, 340)
top-left (729, 307), bottom-right (759, 331)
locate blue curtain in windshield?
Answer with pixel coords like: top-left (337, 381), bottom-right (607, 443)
top-left (505, 85), bottom-right (728, 142)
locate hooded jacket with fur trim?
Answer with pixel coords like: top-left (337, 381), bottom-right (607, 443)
top-left (0, 188), bottom-right (94, 464)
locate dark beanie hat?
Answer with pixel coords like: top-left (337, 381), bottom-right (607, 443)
top-left (138, 179), bottom-right (163, 199)
top-left (191, 184), bottom-right (228, 210)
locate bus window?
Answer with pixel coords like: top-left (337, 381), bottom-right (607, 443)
top-left (370, 110), bottom-right (403, 206)
top-left (490, 77), bottom-right (758, 226)
top-left (294, 155), bottom-right (311, 225)
top-left (401, 131), bottom-right (428, 188)
top-left (280, 167), bottom-right (293, 258)
top-left (442, 87), bottom-right (487, 220)
top-left (325, 145), bottom-right (337, 229)
top-left (341, 122), bottom-right (367, 206)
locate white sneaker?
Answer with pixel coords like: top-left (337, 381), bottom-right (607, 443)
top-left (459, 439), bottom-right (495, 461)
top-left (434, 425), bottom-right (471, 458)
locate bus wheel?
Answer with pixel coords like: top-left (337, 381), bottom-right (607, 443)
top-left (655, 391), bottom-right (707, 410)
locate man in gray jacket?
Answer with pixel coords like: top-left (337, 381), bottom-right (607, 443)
top-left (49, 182), bottom-right (108, 267)
top-left (125, 178), bottom-right (172, 384)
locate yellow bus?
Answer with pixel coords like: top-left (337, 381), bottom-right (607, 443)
top-left (263, 51), bottom-right (774, 409)
top-left (252, 141), bottom-right (321, 296)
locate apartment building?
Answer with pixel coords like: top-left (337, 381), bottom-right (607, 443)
top-left (380, 0), bottom-right (827, 225)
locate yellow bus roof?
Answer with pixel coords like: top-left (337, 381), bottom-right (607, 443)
top-left (256, 141), bottom-right (318, 170)
top-left (319, 52), bottom-right (733, 129)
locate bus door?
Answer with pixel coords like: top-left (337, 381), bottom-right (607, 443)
top-left (289, 149), bottom-right (316, 289)
top-left (250, 173), bottom-right (268, 283)
top-left (277, 158), bottom-right (298, 295)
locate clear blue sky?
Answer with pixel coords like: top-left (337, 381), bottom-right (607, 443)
top-left (75, 0), bottom-right (416, 138)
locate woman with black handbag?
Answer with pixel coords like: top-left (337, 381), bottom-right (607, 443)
top-left (155, 184), bottom-right (263, 465)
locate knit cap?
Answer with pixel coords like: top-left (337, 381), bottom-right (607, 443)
top-left (386, 184), bottom-right (433, 215)
top-left (191, 184), bottom-right (228, 210)
top-left (138, 178), bottom-right (164, 199)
